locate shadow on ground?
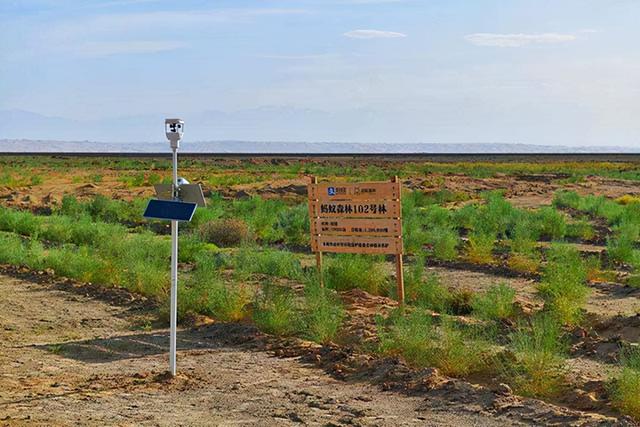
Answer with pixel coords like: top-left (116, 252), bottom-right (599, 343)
top-left (34, 323), bottom-right (261, 363)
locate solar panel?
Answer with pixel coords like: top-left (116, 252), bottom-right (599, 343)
top-left (143, 199), bottom-right (197, 221)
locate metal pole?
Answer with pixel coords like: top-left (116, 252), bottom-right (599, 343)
top-left (169, 147), bottom-right (178, 376)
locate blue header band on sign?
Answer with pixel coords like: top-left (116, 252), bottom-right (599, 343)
top-left (143, 199), bottom-right (197, 222)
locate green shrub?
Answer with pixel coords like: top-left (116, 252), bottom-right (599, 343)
top-left (538, 245), bottom-right (589, 325)
top-left (553, 190), bottom-right (581, 210)
top-left (0, 207), bottom-right (42, 236)
top-left (178, 233), bottom-right (208, 263)
top-left (180, 255), bottom-right (252, 321)
top-left (229, 196), bottom-right (285, 242)
top-left (534, 207), bottom-right (567, 240)
top-left (427, 226), bottom-right (458, 261)
top-left (479, 191), bottom-right (517, 238)
top-left (87, 195), bottom-right (121, 223)
top-left (607, 222), bottom-right (640, 267)
top-left (609, 347), bottom-right (640, 420)
top-left (0, 233), bottom-right (33, 266)
top-left (46, 246), bottom-right (111, 284)
top-left (68, 217), bottom-right (127, 247)
top-left (378, 310), bottom-right (490, 377)
top-left (148, 173), bottom-right (162, 185)
top-left (406, 266), bottom-right (452, 313)
top-left (199, 218), bottom-right (249, 247)
top-left (59, 195), bottom-right (85, 218)
top-left (303, 283), bottom-right (345, 344)
top-left (510, 219), bottom-right (538, 254)
top-left (508, 253), bottom-right (541, 274)
top-left (503, 315), bottom-right (567, 398)
top-left (324, 254), bottom-right (388, 295)
top-left (253, 285), bottom-right (301, 335)
top-left (467, 231), bottom-right (496, 264)
top-left (452, 204), bottom-right (477, 230)
top-left (41, 216), bottom-right (74, 243)
top-left (566, 219), bottom-right (596, 241)
top-left (275, 204), bottom-right (309, 247)
top-left (423, 205), bottom-right (451, 228)
top-left (403, 209), bottom-right (429, 254)
top-left (189, 195), bottom-right (225, 228)
top-left (471, 283), bottom-right (516, 321)
top-left (233, 248), bottom-right (303, 280)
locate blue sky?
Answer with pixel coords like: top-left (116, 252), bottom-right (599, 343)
top-left (1, 0), bottom-right (639, 145)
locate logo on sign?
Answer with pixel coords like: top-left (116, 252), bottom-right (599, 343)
top-left (327, 187), bottom-right (336, 196)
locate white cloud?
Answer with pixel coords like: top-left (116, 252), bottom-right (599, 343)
top-left (75, 41), bottom-right (186, 56)
top-left (343, 29), bottom-right (407, 39)
top-left (347, 0), bottom-right (404, 3)
top-left (258, 54), bottom-right (333, 60)
top-left (465, 33), bottom-right (577, 47)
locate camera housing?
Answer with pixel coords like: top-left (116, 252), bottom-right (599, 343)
top-left (165, 118), bottom-right (184, 149)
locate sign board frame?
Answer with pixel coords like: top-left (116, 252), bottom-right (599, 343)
top-left (308, 176), bottom-right (405, 303)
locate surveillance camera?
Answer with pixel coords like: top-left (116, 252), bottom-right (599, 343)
top-left (165, 118), bottom-right (184, 148)
top-left (176, 177), bottom-right (190, 186)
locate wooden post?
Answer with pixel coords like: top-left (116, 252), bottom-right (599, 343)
top-left (310, 176), bottom-right (324, 287)
top-left (392, 176), bottom-right (404, 304)
top-left (396, 253), bottom-right (404, 304)
top-left (316, 251), bottom-right (324, 288)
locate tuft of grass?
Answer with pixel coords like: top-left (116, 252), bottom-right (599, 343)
top-left (607, 222), bottom-right (640, 268)
top-left (426, 226), bottom-right (459, 261)
top-left (229, 196), bottom-right (286, 243)
top-left (303, 281), bottom-right (345, 344)
top-left (471, 283), bottom-right (516, 321)
top-left (566, 219), bottom-right (596, 241)
top-left (534, 207), bottom-right (567, 241)
top-left (502, 314), bottom-right (567, 398)
top-left (324, 254), bottom-right (388, 295)
top-left (59, 195), bottom-right (85, 219)
top-left (416, 275), bottom-right (453, 313)
top-left (466, 231), bottom-right (496, 264)
top-left (402, 211), bottom-right (429, 254)
top-left (233, 247), bottom-right (303, 280)
top-left (0, 207), bottom-right (43, 237)
top-left (404, 261), bottom-right (452, 313)
top-left (275, 204), bottom-right (309, 247)
top-left (609, 347), bottom-right (640, 420)
top-left (253, 285), bottom-right (301, 336)
top-left (378, 309), bottom-right (491, 377)
top-left (538, 245), bottom-right (589, 325)
top-left (508, 253), bottom-right (541, 274)
top-left (46, 246), bottom-right (111, 284)
top-left (180, 253), bottom-right (252, 322)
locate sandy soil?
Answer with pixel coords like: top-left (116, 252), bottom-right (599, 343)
top-left (0, 273), bottom-right (528, 427)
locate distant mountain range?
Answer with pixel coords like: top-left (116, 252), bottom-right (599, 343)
top-left (1, 109), bottom-right (638, 153)
top-left (2, 139), bottom-right (639, 154)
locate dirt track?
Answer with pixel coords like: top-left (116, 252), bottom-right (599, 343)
top-left (0, 273), bottom-right (527, 426)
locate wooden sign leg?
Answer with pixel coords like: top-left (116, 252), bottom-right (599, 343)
top-left (316, 251), bottom-right (324, 288)
top-left (395, 253), bottom-right (404, 304)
